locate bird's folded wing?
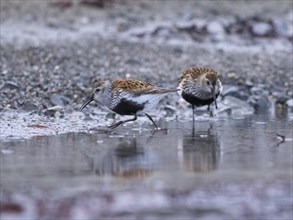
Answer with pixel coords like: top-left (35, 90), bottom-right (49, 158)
top-left (132, 87), bottom-right (179, 96)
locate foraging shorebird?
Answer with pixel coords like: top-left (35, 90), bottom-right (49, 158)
top-left (177, 67), bottom-right (222, 121)
top-left (80, 79), bottom-right (178, 129)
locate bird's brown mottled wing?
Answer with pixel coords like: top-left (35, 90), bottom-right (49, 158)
top-left (179, 67), bottom-right (218, 82)
top-left (112, 79), bottom-right (153, 92)
top-left (133, 87), bottom-right (179, 96)
top-left (112, 79), bottom-right (178, 96)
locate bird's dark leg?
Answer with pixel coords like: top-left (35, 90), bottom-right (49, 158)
top-left (192, 105), bottom-right (195, 124)
top-left (108, 115), bottom-right (137, 129)
top-left (145, 113), bottom-right (158, 129)
top-left (207, 105), bottom-right (214, 117)
top-left (191, 105), bottom-right (195, 133)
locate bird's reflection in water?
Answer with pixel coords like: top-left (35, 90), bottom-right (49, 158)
top-left (94, 138), bottom-right (155, 178)
top-left (178, 126), bottom-right (221, 173)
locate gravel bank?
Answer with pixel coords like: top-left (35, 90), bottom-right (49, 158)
top-left (1, 0), bottom-right (292, 120)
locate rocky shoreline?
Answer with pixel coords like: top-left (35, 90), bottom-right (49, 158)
top-left (0, 0), bottom-right (292, 126)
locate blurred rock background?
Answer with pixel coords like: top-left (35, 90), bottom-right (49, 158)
top-left (1, 0), bottom-right (292, 115)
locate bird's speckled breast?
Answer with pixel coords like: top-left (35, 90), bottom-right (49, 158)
top-left (112, 98), bottom-right (144, 115)
top-left (182, 92), bottom-right (219, 107)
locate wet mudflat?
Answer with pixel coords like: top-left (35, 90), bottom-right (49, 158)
top-left (1, 113), bottom-right (292, 219)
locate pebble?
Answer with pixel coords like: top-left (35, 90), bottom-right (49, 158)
top-left (21, 101), bottom-right (38, 112)
top-left (5, 81), bottom-right (20, 89)
top-left (125, 59), bottom-right (142, 66)
top-left (221, 85), bottom-right (248, 100)
top-left (222, 96), bottom-right (254, 115)
top-left (286, 99), bottom-right (293, 108)
top-left (207, 21), bottom-right (225, 41)
top-left (250, 86), bottom-right (268, 96)
top-left (273, 13), bottom-right (293, 38)
top-left (274, 94), bottom-right (289, 105)
top-left (43, 106), bottom-right (64, 117)
top-left (253, 95), bottom-right (271, 112)
top-left (50, 94), bottom-right (70, 106)
top-left (251, 22), bottom-right (273, 36)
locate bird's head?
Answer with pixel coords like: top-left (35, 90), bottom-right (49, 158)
top-left (202, 73), bottom-right (221, 109)
top-left (79, 80), bottom-right (109, 111)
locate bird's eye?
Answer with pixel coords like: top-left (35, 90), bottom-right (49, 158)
top-left (207, 81), bottom-right (210, 86)
top-left (95, 88), bottom-right (100, 93)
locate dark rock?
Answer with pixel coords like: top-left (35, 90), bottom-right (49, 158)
top-left (250, 86), bottom-right (269, 96)
top-left (43, 109), bottom-right (56, 117)
top-left (275, 96), bottom-right (289, 105)
top-left (173, 47), bottom-right (183, 58)
top-left (245, 79), bottom-right (254, 88)
top-left (125, 59), bottom-right (142, 66)
top-left (21, 101), bottom-right (38, 112)
top-left (250, 95), bottom-right (271, 113)
top-left (79, 0), bottom-right (111, 8)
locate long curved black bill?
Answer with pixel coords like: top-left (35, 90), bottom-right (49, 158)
top-left (80, 94), bottom-right (94, 111)
top-left (212, 87), bottom-right (218, 109)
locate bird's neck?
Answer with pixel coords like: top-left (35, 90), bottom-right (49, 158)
top-left (99, 83), bottom-right (113, 107)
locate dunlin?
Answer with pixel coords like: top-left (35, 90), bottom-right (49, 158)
top-left (178, 67), bottom-right (222, 120)
top-left (80, 79), bottom-right (178, 129)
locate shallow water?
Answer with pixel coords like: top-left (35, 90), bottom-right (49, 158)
top-left (0, 114), bottom-right (292, 219)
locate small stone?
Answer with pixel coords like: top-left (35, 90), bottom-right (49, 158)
top-left (273, 13), bottom-right (293, 38)
top-left (43, 106), bottom-right (64, 117)
top-left (285, 99), bottom-right (293, 108)
top-left (208, 21), bottom-right (224, 34)
top-left (251, 22), bottom-right (273, 36)
top-left (43, 110), bottom-right (56, 117)
top-left (275, 96), bottom-right (288, 105)
top-left (250, 95), bottom-right (271, 113)
top-left (54, 111), bottom-right (61, 118)
top-left (222, 85), bottom-right (248, 100)
top-left (50, 94), bottom-right (70, 106)
top-left (245, 79), bottom-right (254, 88)
top-left (222, 96), bottom-right (254, 115)
top-left (105, 112), bottom-right (116, 119)
top-left (21, 101), bottom-right (38, 112)
top-left (125, 59), bottom-right (142, 66)
top-left (5, 81), bottom-right (20, 89)
top-left (48, 106), bottom-right (64, 111)
top-left (207, 21), bottom-right (225, 41)
top-left (250, 86), bottom-right (268, 96)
